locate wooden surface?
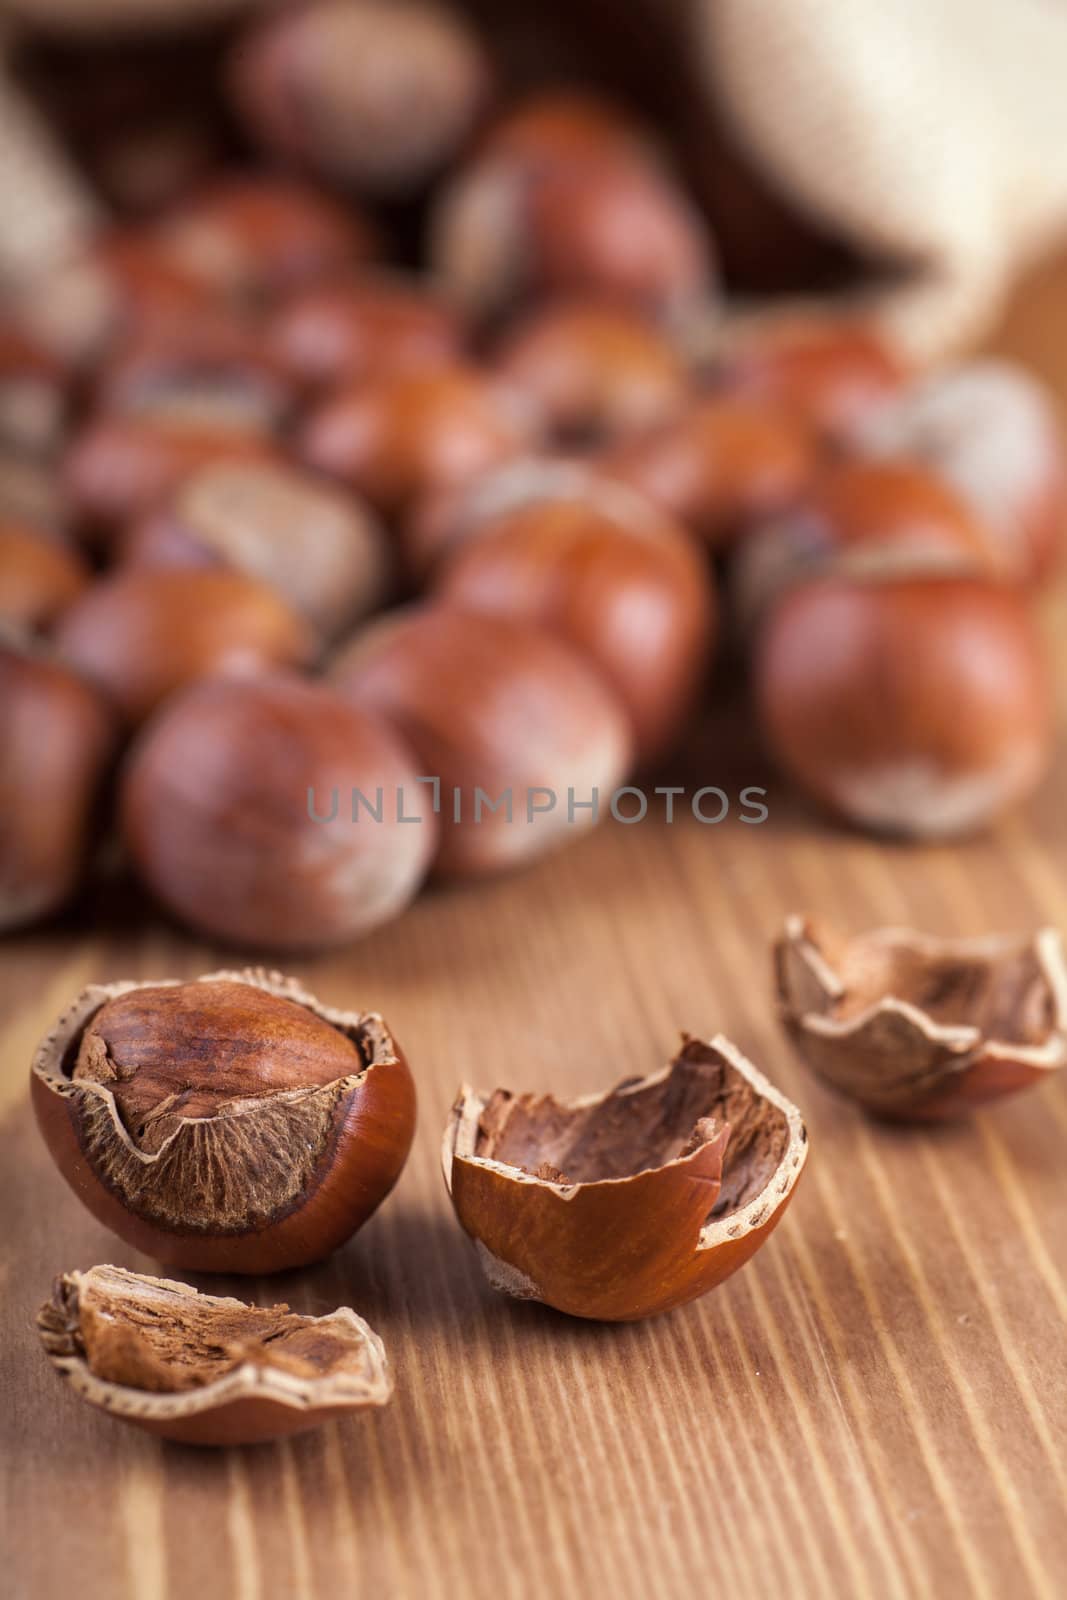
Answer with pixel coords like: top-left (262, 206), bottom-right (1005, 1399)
top-left (5, 265), bottom-right (1067, 1600)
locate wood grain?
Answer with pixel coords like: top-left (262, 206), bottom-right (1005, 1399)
top-left (4, 261), bottom-right (1067, 1600)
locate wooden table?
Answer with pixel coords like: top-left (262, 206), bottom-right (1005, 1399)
top-left (4, 264), bottom-right (1067, 1600)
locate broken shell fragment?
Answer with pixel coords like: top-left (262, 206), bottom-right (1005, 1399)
top-left (37, 1264), bottom-right (392, 1446)
top-left (442, 1035), bottom-right (808, 1321)
top-left (775, 918), bottom-right (1067, 1120)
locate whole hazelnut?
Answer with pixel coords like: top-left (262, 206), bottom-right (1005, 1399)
top-left (492, 299), bottom-right (690, 446)
top-left (95, 320), bottom-right (294, 436)
top-left (55, 567), bottom-right (314, 725)
top-left (124, 459), bottom-right (389, 643)
top-left (715, 317), bottom-right (906, 444)
top-left (121, 674), bottom-right (437, 948)
top-left (754, 576), bottom-right (1053, 837)
top-left (230, 0), bottom-right (492, 194)
top-left (855, 361), bottom-right (1067, 583)
top-left (431, 464), bottom-right (715, 765)
top-left (473, 91), bottom-right (654, 172)
top-left (331, 606), bottom-right (633, 877)
top-left (270, 275), bottom-right (465, 393)
top-left (153, 175), bottom-right (377, 307)
top-left (602, 395), bottom-right (816, 548)
top-left (0, 637), bottom-right (116, 931)
top-left (31, 971), bottom-right (416, 1272)
top-left (300, 365), bottom-right (532, 520)
top-left (0, 522), bottom-right (89, 632)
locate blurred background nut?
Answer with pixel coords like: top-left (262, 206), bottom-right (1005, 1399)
top-left (270, 274), bottom-right (466, 393)
top-left (93, 319), bottom-right (295, 435)
top-left (0, 521), bottom-right (88, 632)
top-left (121, 674), bottom-right (437, 949)
top-left (0, 325), bottom-right (67, 459)
top-left (123, 458), bottom-right (390, 643)
top-left (331, 606), bottom-right (633, 877)
top-left (55, 566), bottom-right (314, 725)
top-left (467, 91), bottom-right (657, 174)
top-left (0, 636), bottom-right (116, 933)
top-left (230, 0), bottom-right (493, 195)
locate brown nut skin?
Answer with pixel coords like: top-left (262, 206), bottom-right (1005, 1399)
top-left (473, 92), bottom-right (654, 173)
top-left (121, 674), bottom-right (436, 949)
top-left (754, 576), bottom-right (1053, 839)
top-left (230, 0), bottom-right (492, 195)
top-left (270, 275), bottom-right (465, 393)
top-left (443, 1035), bottom-right (808, 1322)
top-left (55, 567), bottom-right (314, 727)
top-left (94, 319), bottom-right (294, 436)
top-left (492, 299), bottom-right (690, 446)
top-left (123, 459), bottom-right (390, 644)
top-left (601, 396), bottom-right (816, 549)
top-left (715, 318), bottom-right (907, 445)
top-left (300, 365), bottom-right (533, 520)
top-left (31, 971), bottom-right (417, 1274)
top-left (153, 175), bottom-right (377, 307)
top-left (0, 522), bottom-right (89, 631)
top-left (38, 1266), bottom-right (392, 1447)
top-left (856, 361), bottom-right (1067, 583)
top-left (776, 918), bottom-right (1067, 1121)
top-left (431, 464), bottom-right (716, 766)
top-left (331, 606), bottom-right (633, 878)
top-left (0, 637), bottom-right (116, 932)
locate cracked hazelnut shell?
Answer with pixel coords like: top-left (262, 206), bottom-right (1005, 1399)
top-left (31, 970), bottom-right (416, 1273)
top-left (38, 1265), bottom-right (392, 1446)
top-left (443, 1035), bottom-right (808, 1321)
top-left (776, 918), bottom-right (1067, 1120)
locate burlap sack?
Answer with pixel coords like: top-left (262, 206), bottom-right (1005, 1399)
top-left (2, 0), bottom-right (1065, 359)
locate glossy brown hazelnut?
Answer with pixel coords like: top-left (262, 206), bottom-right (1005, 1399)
top-left (38, 1265), bottom-right (392, 1446)
top-left (715, 317), bottom-right (907, 444)
top-left (153, 175), bottom-right (377, 307)
top-left (856, 361), bottom-right (1067, 582)
top-left (124, 459), bottom-right (389, 643)
top-left (230, 0), bottom-right (492, 194)
top-left (121, 674), bottom-right (436, 947)
top-left (731, 459), bottom-right (1008, 636)
top-left (0, 522), bottom-right (89, 631)
top-left (602, 395), bottom-right (816, 548)
top-left (492, 299), bottom-right (690, 445)
top-left (55, 567), bottom-right (314, 726)
top-left (0, 636), bottom-right (116, 931)
top-left (331, 606), bottom-right (633, 877)
top-left (474, 91), bottom-right (655, 172)
top-left (300, 365), bottom-right (533, 519)
top-left (431, 153), bottom-right (714, 323)
top-left (31, 970), bottom-right (416, 1272)
top-left (95, 320), bottom-right (294, 436)
top-left (270, 275), bottom-right (465, 392)
top-left (64, 417), bottom-right (275, 541)
top-left (776, 918), bottom-right (1067, 1120)
top-left (431, 463), bottom-right (715, 765)
top-left (754, 575), bottom-right (1053, 838)
top-left (443, 1034), bottom-right (808, 1321)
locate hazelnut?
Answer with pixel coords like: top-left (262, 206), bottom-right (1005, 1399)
top-left (431, 463), bottom-right (716, 765)
top-left (153, 175), bottom-right (377, 307)
top-left (855, 361), bottom-right (1067, 583)
top-left (331, 606), bottom-right (633, 877)
top-left (300, 365), bottom-right (533, 521)
top-left (94, 320), bottom-right (294, 436)
top-left (602, 395), bottom-right (816, 548)
top-left (120, 674), bottom-right (436, 948)
top-left (56, 567), bottom-right (313, 726)
top-left (492, 299), bottom-right (690, 446)
top-left (431, 151), bottom-right (714, 322)
top-left (754, 575), bottom-right (1053, 837)
top-left (63, 417), bottom-right (275, 543)
top-left (714, 316), bottom-right (906, 444)
top-left (776, 918), bottom-right (1067, 1120)
top-left (38, 1265), bottom-right (391, 1446)
top-left (270, 275), bottom-right (465, 393)
top-left (443, 1034), bottom-right (808, 1321)
top-left (0, 636), bottom-right (116, 931)
top-left (0, 324), bottom-right (67, 459)
top-left (0, 521), bottom-right (89, 632)
top-left (230, 0), bottom-right (492, 194)
top-left (124, 458), bottom-right (389, 644)
top-left (473, 91), bottom-right (655, 172)
top-left (31, 970), bottom-right (416, 1272)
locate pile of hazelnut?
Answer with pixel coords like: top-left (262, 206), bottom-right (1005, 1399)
top-left (2, 0), bottom-right (1063, 951)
